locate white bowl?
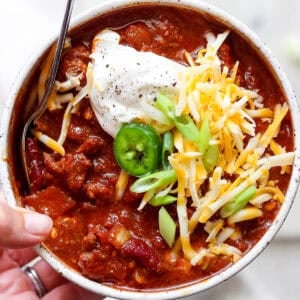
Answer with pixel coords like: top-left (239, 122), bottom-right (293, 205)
top-left (1, 0), bottom-right (300, 299)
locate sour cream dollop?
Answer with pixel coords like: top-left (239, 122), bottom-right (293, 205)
top-left (89, 29), bottom-right (184, 137)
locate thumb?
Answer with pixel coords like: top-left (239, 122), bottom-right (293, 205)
top-left (0, 194), bottom-right (53, 248)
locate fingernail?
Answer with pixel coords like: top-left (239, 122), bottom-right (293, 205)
top-left (24, 212), bottom-right (53, 236)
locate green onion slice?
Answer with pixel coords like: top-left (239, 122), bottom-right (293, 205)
top-left (174, 115), bottom-right (200, 143)
top-left (149, 194), bottom-right (177, 207)
top-left (220, 186), bottom-right (257, 218)
top-left (198, 116), bottom-right (211, 153)
top-left (162, 132), bottom-right (174, 170)
top-left (203, 144), bottom-right (219, 172)
top-left (130, 170), bottom-right (177, 193)
top-left (159, 207), bottom-right (176, 247)
top-left (155, 93), bottom-right (176, 123)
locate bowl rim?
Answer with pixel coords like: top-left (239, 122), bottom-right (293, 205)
top-left (1, 0), bottom-right (300, 299)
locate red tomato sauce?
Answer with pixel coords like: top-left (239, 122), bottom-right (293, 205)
top-left (9, 5), bottom-right (293, 290)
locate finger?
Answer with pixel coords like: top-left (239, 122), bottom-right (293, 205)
top-left (0, 248), bottom-right (21, 272)
top-left (33, 259), bottom-right (67, 291)
top-left (0, 261), bottom-right (36, 297)
top-left (43, 283), bottom-right (102, 300)
top-left (0, 249), bottom-right (38, 299)
top-left (0, 193), bottom-right (53, 248)
top-left (0, 255), bottom-right (33, 299)
top-left (6, 248), bottom-right (38, 266)
top-left (7, 291), bottom-right (39, 300)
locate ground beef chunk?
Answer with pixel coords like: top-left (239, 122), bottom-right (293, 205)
top-left (92, 223), bottom-right (131, 250)
top-left (76, 136), bottom-right (104, 155)
top-left (34, 110), bottom-right (64, 140)
top-left (92, 153), bottom-right (119, 174)
top-left (92, 157), bottom-right (107, 173)
top-left (120, 16), bottom-right (185, 58)
top-left (78, 248), bottom-right (130, 282)
top-left (58, 43), bottom-right (90, 86)
top-left (84, 173), bottom-right (118, 201)
top-left (44, 153), bottom-right (92, 192)
top-left (67, 115), bottom-right (96, 143)
top-left (120, 22), bottom-right (152, 50)
top-left (23, 186), bottom-right (76, 218)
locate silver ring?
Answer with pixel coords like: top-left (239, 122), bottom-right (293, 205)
top-left (23, 266), bottom-right (47, 298)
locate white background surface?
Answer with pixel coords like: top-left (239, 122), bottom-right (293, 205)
top-left (0, 1), bottom-right (299, 299)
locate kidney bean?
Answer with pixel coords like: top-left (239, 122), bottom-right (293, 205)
top-left (25, 138), bottom-right (45, 192)
top-left (121, 238), bottom-right (160, 272)
top-left (78, 249), bottom-right (130, 282)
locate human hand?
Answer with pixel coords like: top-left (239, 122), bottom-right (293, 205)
top-left (0, 192), bottom-right (100, 300)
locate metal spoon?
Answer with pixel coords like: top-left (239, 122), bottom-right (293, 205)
top-left (21, 0), bottom-right (75, 188)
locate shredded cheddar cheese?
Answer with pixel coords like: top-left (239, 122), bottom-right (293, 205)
top-left (137, 31), bottom-right (294, 265)
top-left (227, 207), bottom-right (263, 225)
top-left (31, 130), bottom-right (65, 156)
top-left (115, 169), bottom-right (129, 201)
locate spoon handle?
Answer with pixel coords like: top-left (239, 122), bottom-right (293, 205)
top-left (35, 0), bottom-right (75, 119)
top-left (21, 0), bottom-right (75, 188)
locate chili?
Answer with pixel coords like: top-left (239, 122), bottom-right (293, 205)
top-left (8, 4), bottom-right (294, 291)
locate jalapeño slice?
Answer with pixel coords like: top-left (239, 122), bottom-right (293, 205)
top-left (113, 122), bottom-right (161, 176)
